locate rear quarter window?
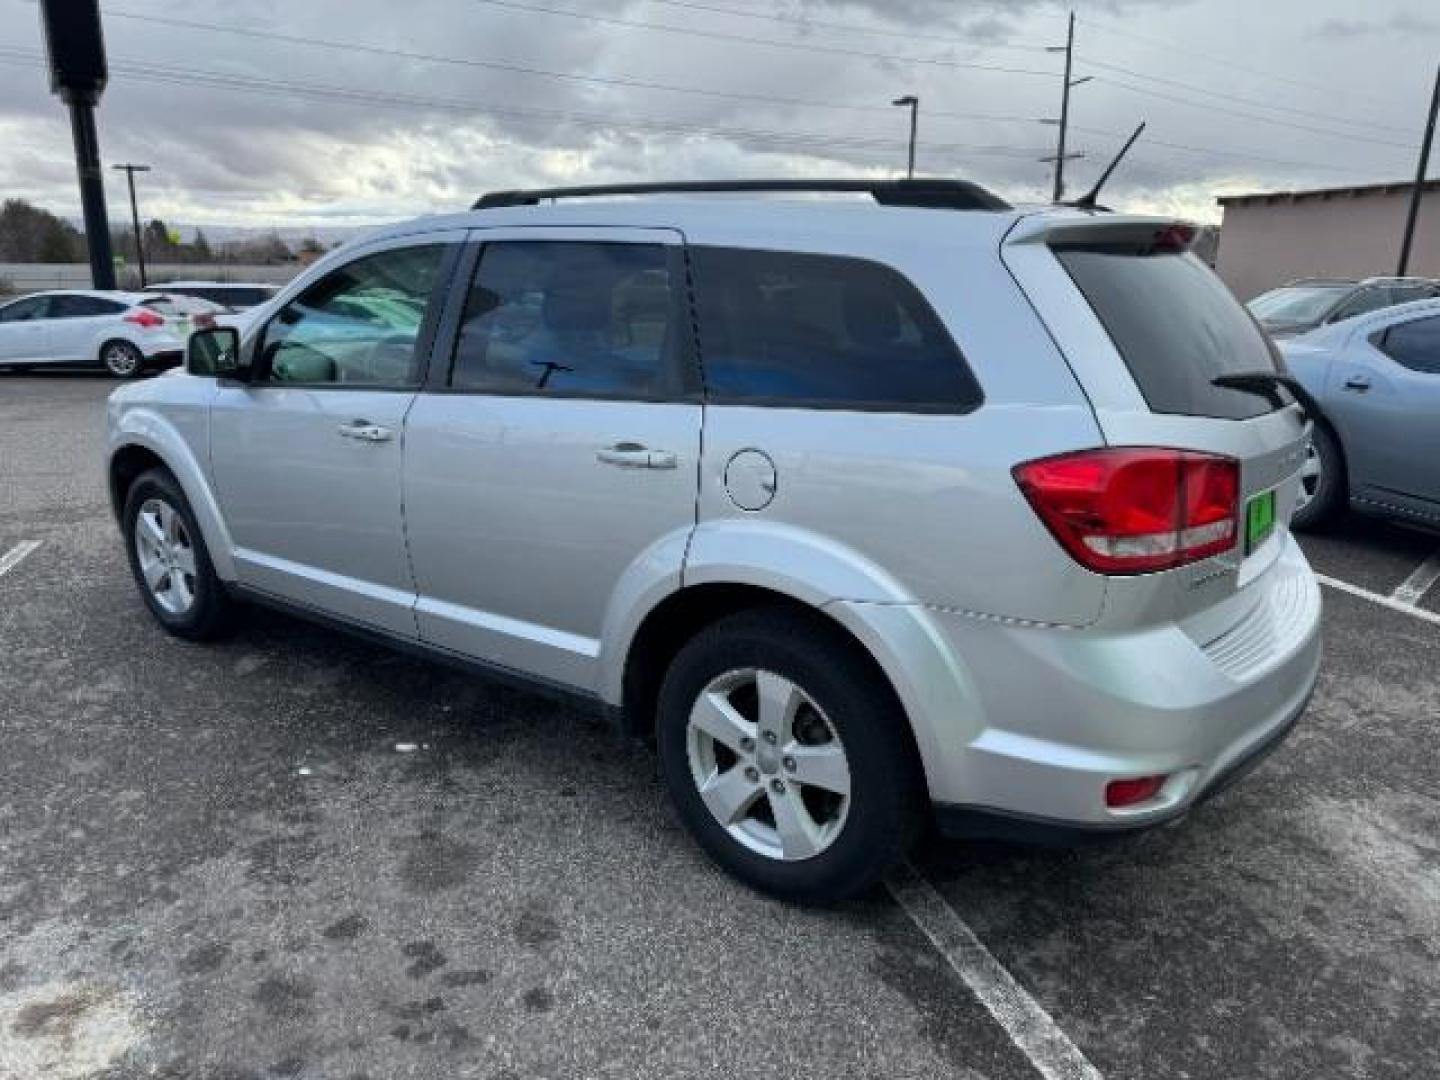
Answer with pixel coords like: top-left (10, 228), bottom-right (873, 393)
top-left (1054, 246), bottom-right (1279, 420)
top-left (689, 246), bottom-right (981, 412)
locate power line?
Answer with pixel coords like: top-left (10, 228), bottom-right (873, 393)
top-left (1074, 14), bottom-right (1411, 113)
top-left (1076, 54), bottom-right (1416, 136)
top-left (98, 8), bottom-right (1045, 127)
top-left (469, 0), bottom-right (1059, 77)
top-left (1091, 74), bottom-right (1417, 153)
top-left (0, 48), bottom-right (1049, 165)
top-left (629, 0), bottom-right (1051, 55)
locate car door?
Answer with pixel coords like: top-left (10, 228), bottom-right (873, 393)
top-left (1326, 311), bottom-right (1440, 510)
top-left (209, 233), bottom-right (464, 635)
top-left (47, 294), bottom-right (130, 362)
top-left (0, 295), bottom-right (54, 362)
top-left (402, 228), bottom-right (701, 691)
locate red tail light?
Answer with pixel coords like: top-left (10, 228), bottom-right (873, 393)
top-left (124, 308), bottom-right (165, 329)
top-left (1014, 448), bottom-right (1239, 574)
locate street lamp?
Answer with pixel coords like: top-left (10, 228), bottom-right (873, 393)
top-left (111, 162), bottom-right (151, 286)
top-left (892, 95), bottom-right (919, 179)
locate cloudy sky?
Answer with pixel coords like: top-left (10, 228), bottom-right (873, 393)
top-left (0, 0), bottom-right (1435, 235)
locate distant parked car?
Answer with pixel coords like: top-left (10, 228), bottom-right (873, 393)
top-left (148, 281), bottom-right (279, 312)
top-left (0, 290), bottom-right (188, 377)
top-left (1249, 276), bottom-right (1440, 338)
top-left (1282, 298), bottom-right (1440, 530)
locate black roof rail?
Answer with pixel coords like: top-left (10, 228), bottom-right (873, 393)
top-left (472, 178), bottom-right (1011, 212)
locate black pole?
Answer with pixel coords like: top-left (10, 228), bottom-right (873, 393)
top-left (1053, 13), bottom-right (1076, 202)
top-left (67, 102), bottom-right (115, 289)
top-left (1398, 62), bottom-right (1440, 277)
top-left (907, 99), bottom-right (918, 179)
top-left (116, 165), bottom-right (147, 286)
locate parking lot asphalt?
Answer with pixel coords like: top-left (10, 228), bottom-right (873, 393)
top-left (2, 373), bottom-right (1438, 1080)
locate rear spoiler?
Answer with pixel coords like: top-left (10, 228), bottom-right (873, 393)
top-left (1003, 213), bottom-right (1200, 252)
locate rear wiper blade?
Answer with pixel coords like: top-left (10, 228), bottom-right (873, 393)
top-left (1212, 371), bottom-right (1318, 422)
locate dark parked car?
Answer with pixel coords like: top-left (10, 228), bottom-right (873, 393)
top-left (1249, 276), bottom-right (1440, 338)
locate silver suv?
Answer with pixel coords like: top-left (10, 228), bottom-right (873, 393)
top-left (106, 179), bottom-right (1322, 903)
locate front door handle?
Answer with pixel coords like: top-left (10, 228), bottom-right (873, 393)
top-left (1342, 374), bottom-right (1371, 392)
top-left (337, 420), bottom-right (394, 442)
top-left (597, 442), bottom-right (678, 469)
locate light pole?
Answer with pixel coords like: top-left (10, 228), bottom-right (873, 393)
top-left (892, 95), bottom-right (918, 179)
top-left (112, 162), bottom-right (150, 286)
top-left (1398, 62), bottom-right (1439, 277)
top-left (1042, 13), bottom-right (1091, 201)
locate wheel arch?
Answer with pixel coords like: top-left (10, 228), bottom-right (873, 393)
top-left (108, 419), bottom-right (237, 580)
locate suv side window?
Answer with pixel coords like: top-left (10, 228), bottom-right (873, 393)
top-left (689, 246), bottom-right (981, 411)
top-left (1377, 315), bottom-right (1440, 375)
top-left (449, 242), bottom-right (682, 399)
top-left (258, 245), bottom-right (445, 386)
top-left (0, 296), bottom-right (50, 322)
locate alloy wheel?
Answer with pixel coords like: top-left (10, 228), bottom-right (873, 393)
top-left (104, 343), bottom-right (141, 377)
top-left (1295, 439), bottom-right (1323, 513)
top-left (134, 497), bottom-right (198, 616)
top-left (685, 667), bottom-right (851, 862)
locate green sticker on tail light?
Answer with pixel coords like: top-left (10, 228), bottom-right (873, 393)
top-left (1245, 489), bottom-right (1276, 554)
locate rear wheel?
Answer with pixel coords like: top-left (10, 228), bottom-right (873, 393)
top-left (101, 340), bottom-right (144, 379)
top-left (122, 469), bottom-right (235, 640)
top-left (656, 608), bottom-right (922, 904)
top-left (1292, 424), bottom-right (1345, 531)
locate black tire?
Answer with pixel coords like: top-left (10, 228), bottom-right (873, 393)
top-left (122, 468), bottom-right (235, 641)
top-left (1291, 423), bottom-right (1345, 532)
top-left (101, 340), bottom-right (145, 379)
top-left (656, 607), bottom-right (924, 904)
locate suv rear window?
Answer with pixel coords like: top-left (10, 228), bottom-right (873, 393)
top-left (690, 246), bottom-right (981, 412)
top-left (1055, 246), bottom-right (1279, 420)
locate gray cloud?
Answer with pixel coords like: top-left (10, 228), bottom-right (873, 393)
top-left (1310, 10), bottom-right (1440, 38)
top-left (0, 0), bottom-right (1431, 231)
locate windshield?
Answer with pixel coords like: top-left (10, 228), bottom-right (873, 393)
top-left (1247, 285), bottom-right (1349, 325)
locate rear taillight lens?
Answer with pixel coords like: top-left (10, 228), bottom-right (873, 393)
top-left (1014, 448), bottom-right (1239, 574)
top-left (124, 308), bottom-right (165, 329)
top-left (1106, 775), bottom-right (1168, 808)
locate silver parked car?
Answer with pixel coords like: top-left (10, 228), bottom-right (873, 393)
top-left (1249, 276), bottom-right (1440, 338)
top-left (1282, 298), bottom-right (1440, 531)
top-left (105, 180), bottom-right (1322, 902)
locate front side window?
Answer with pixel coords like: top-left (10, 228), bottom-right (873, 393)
top-left (1330, 288), bottom-right (1391, 322)
top-left (259, 245), bottom-right (445, 386)
top-left (1377, 315), bottom-right (1440, 375)
top-left (0, 296), bottom-right (49, 322)
top-left (450, 242), bottom-right (680, 398)
top-left (689, 246), bottom-right (980, 411)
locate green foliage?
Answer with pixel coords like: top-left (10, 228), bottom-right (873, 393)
top-left (0, 199), bottom-right (85, 263)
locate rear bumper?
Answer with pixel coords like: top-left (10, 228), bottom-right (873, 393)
top-left (932, 677), bottom-right (1313, 844)
top-left (831, 532), bottom-right (1323, 829)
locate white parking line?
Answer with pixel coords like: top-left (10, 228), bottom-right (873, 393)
top-left (1389, 551), bottom-right (1440, 606)
top-left (0, 540), bottom-right (41, 579)
top-left (1315, 572), bottom-right (1440, 628)
top-left (886, 863), bottom-right (1105, 1080)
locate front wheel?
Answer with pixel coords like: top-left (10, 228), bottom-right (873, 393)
top-left (122, 469), bottom-right (235, 640)
top-left (101, 340), bottom-right (145, 379)
top-left (657, 608), bottom-right (923, 904)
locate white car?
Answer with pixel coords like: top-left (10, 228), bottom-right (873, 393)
top-left (0, 290), bottom-right (189, 378)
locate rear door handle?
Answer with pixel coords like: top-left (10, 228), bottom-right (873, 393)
top-left (337, 420), bottom-right (394, 442)
top-left (1343, 375), bottom-right (1371, 392)
top-left (597, 442), bottom-right (678, 469)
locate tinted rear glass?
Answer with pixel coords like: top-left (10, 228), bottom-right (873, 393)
top-left (690, 246), bottom-right (981, 412)
top-left (1055, 247), bottom-right (1279, 420)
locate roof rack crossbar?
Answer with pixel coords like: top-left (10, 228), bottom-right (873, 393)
top-left (472, 178), bottom-right (1010, 211)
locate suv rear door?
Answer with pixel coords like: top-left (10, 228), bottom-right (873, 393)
top-left (402, 227), bottom-right (700, 691)
top-left (1003, 215), bottom-right (1310, 623)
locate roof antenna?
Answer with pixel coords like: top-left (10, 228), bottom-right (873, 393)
top-left (1070, 121), bottom-right (1145, 210)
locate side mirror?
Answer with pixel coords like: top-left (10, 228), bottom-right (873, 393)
top-left (186, 326), bottom-right (245, 379)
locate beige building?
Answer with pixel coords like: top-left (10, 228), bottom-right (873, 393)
top-left (1215, 179), bottom-right (1439, 300)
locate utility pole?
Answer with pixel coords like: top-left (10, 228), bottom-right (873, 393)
top-left (112, 163), bottom-right (150, 286)
top-left (1398, 62), bottom-right (1439, 277)
top-left (893, 95), bottom-right (919, 179)
top-left (1042, 13), bottom-right (1091, 202)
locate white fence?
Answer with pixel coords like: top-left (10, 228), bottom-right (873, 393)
top-left (0, 262), bottom-right (299, 295)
